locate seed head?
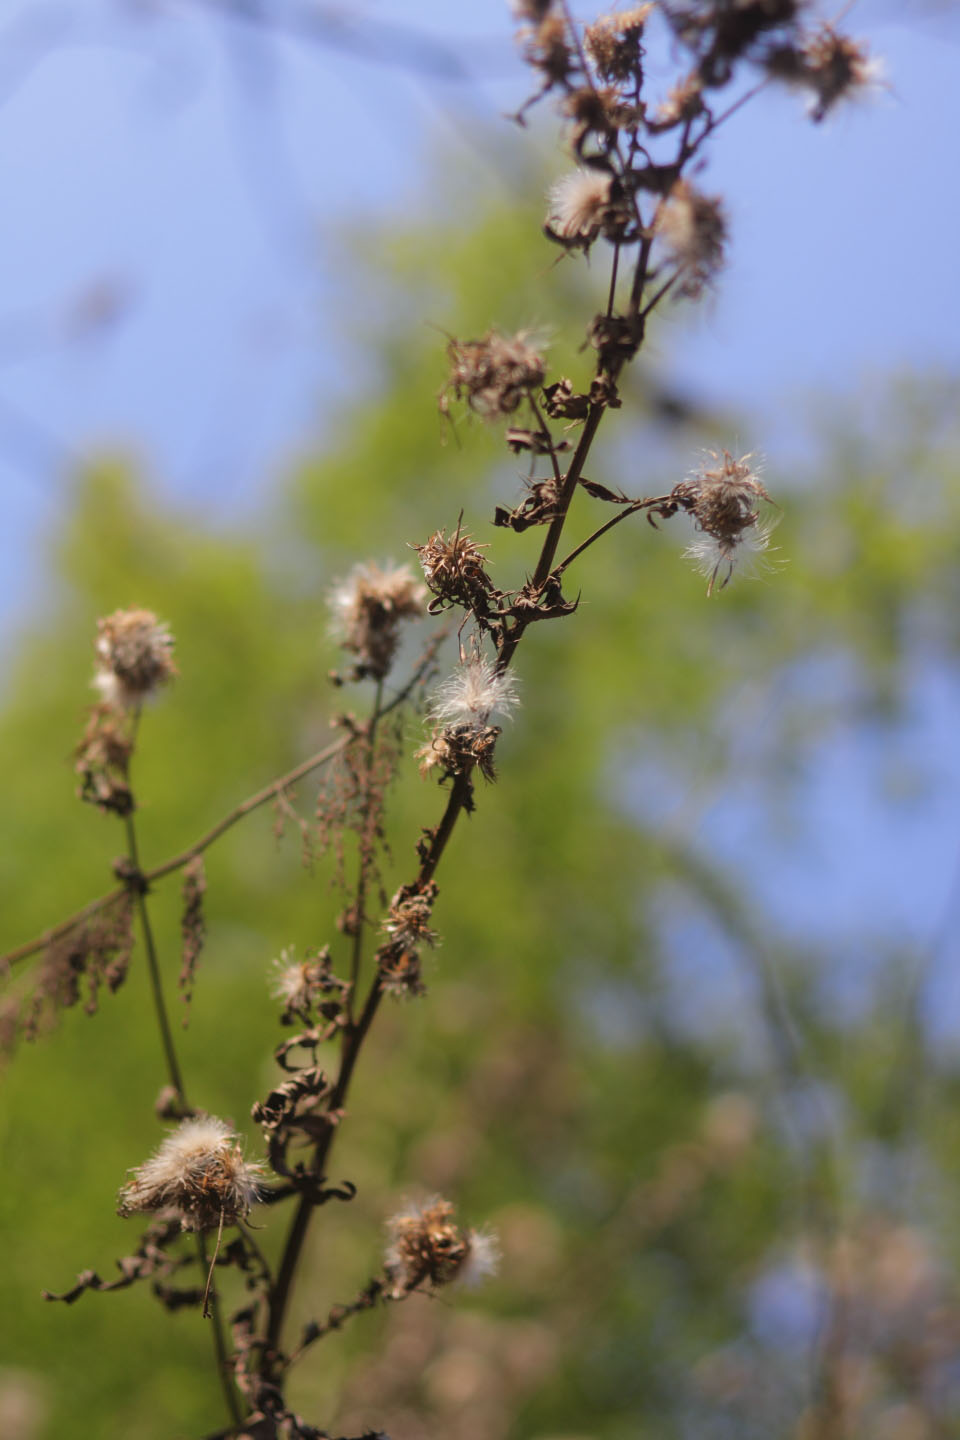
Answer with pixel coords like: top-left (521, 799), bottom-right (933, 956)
top-left (415, 525), bottom-right (494, 615)
top-left (382, 881), bottom-right (439, 951)
top-left (93, 608), bottom-right (176, 710)
top-left (415, 723), bottom-right (502, 785)
top-left (117, 1116), bottom-right (262, 1232)
top-left (518, 15), bottom-right (574, 91)
top-left (683, 526), bottom-right (773, 597)
top-left (654, 74), bottom-right (704, 129)
top-left (270, 946), bottom-right (336, 1021)
top-left (673, 451), bottom-right (773, 595)
top-left (655, 181), bottom-right (727, 299)
top-left (584, 7), bottom-right (651, 82)
top-left (442, 330), bottom-right (547, 420)
top-left (329, 561), bottom-right (426, 680)
top-left (429, 657), bottom-right (519, 731)
top-left (546, 170), bottom-right (614, 243)
top-left (377, 941), bottom-right (425, 999)
top-left (799, 26), bottom-right (883, 122)
top-left (383, 1196), bottom-right (500, 1298)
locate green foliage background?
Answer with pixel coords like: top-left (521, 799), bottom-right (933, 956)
top-left (2, 187), bottom-right (960, 1440)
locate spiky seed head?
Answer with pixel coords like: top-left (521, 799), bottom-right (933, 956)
top-left (94, 608), bottom-right (176, 710)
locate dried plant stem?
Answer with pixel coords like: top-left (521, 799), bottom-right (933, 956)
top-left (265, 674), bottom-right (391, 1359)
top-left (530, 403), bottom-right (607, 593)
top-left (554, 497), bottom-right (667, 577)
top-left (123, 809), bottom-right (187, 1107)
top-left (527, 392), bottom-right (563, 486)
top-left (265, 976), bottom-right (384, 1360)
top-left (2, 736), bottom-right (352, 970)
top-left (198, 1230), bottom-right (245, 1431)
top-left (347, 677), bottom-right (385, 1021)
top-left (125, 802), bottom-right (243, 1429)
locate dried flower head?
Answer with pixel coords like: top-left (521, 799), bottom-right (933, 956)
top-left (383, 1196), bottom-right (500, 1298)
top-left (655, 181), bottom-right (727, 298)
top-left (584, 6), bottom-right (651, 82)
top-left (382, 881), bottom-right (439, 951)
top-left (376, 941), bottom-right (425, 999)
top-left (415, 525), bottom-right (494, 616)
top-left (117, 1116), bottom-right (262, 1232)
top-left (785, 25), bottom-right (883, 122)
top-left (94, 608), bottom-right (176, 710)
top-left (518, 14), bottom-right (573, 92)
top-left (415, 723), bottom-right (502, 785)
top-left (442, 330), bottom-right (547, 420)
top-left (561, 84), bottom-right (636, 153)
top-left (429, 657), bottom-right (519, 731)
top-left (546, 169), bottom-right (614, 244)
top-left (654, 74), bottom-right (704, 129)
top-left (270, 947), bottom-right (330, 1020)
top-left (329, 561), bottom-right (426, 680)
top-left (672, 450), bottom-right (773, 595)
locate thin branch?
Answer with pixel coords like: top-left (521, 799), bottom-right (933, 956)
top-left (527, 391), bottom-right (563, 487)
top-left (347, 677), bottom-right (384, 1025)
top-left (2, 632), bottom-right (445, 972)
top-left (124, 807), bottom-right (188, 1107)
top-left (197, 1230), bottom-right (244, 1430)
top-left (283, 1278), bottom-right (384, 1371)
top-left (554, 497), bottom-right (669, 577)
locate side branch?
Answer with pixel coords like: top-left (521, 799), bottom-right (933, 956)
top-left (0, 733), bottom-right (353, 970)
top-left (2, 633), bottom-right (445, 973)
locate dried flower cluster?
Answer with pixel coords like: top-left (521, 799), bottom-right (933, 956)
top-left (94, 607), bottom-right (176, 710)
top-left (383, 1197), bottom-right (500, 1299)
top-left (117, 1116), bottom-right (262, 1233)
top-left (329, 562), bottom-right (426, 680)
